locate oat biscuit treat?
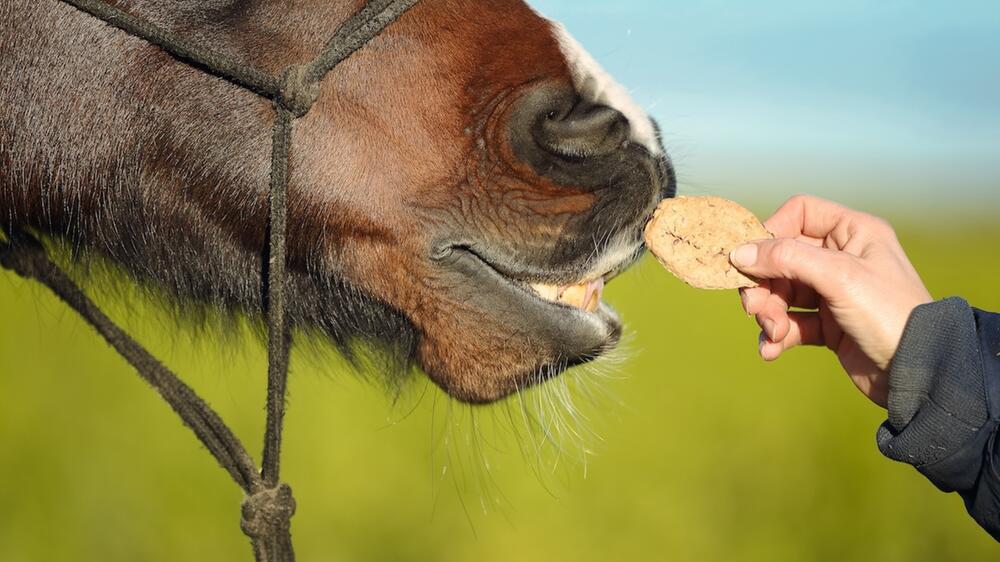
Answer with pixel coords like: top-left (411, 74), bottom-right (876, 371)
top-left (644, 196), bottom-right (772, 290)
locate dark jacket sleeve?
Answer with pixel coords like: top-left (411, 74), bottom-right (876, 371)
top-left (876, 297), bottom-right (1000, 541)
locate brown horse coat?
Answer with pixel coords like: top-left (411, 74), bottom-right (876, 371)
top-left (0, 0), bottom-right (674, 402)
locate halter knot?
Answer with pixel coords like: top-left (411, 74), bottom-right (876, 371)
top-left (240, 484), bottom-right (297, 540)
top-left (277, 65), bottom-right (320, 118)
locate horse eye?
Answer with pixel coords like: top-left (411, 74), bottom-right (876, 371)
top-left (546, 110), bottom-right (558, 120)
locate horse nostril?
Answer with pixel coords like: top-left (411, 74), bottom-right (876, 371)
top-left (534, 101), bottom-right (630, 159)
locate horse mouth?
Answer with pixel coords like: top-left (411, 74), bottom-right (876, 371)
top-left (431, 242), bottom-right (638, 372)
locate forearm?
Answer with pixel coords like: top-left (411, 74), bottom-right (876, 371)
top-left (877, 298), bottom-right (1000, 540)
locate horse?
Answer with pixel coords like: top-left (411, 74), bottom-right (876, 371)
top-left (0, 0), bottom-right (675, 404)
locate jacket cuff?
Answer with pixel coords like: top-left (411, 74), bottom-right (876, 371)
top-left (876, 298), bottom-right (990, 492)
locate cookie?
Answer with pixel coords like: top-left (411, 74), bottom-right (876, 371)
top-left (644, 196), bottom-right (772, 290)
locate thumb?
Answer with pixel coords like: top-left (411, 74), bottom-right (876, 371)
top-left (730, 238), bottom-right (848, 298)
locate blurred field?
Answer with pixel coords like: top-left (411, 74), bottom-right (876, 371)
top-left (1, 209), bottom-right (998, 562)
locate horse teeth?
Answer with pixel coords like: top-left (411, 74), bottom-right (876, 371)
top-left (531, 283), bottom-right (561, 302)
top-left (584, 277), bottom-right (605, 312)
top-left (557, 284), bottom-right (587, 308)
top-left (531, 279), bottom-right (604, 312)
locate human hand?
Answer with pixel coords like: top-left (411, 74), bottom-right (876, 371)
top-left (729, 195), bottom-right (933, 408)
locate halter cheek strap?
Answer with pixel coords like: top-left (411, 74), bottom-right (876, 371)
top-left (0, 1), bottom-right (420, 561)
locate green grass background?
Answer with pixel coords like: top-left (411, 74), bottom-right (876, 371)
top-left (1, 204), bottom-right (998, 561)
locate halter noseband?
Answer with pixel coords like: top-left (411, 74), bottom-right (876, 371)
top-left (0, 1), bottom-right (421, 561)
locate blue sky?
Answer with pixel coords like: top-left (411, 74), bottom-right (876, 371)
top-left (531, 0), bottom-right (1000, 210)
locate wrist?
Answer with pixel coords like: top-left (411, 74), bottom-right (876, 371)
top-left (875, 289), bottom-right (934, 370)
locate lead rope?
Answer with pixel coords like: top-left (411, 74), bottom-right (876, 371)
top-left (0, 1), bottom-right (420, 561)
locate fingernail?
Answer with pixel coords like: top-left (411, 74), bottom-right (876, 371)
top-left (758, 332), bottom-right (767, 356)
top-left (739, 289), bottom-right (750, 314)
top-left (762, 319), bottom-right (776, 340)
top-left (731, 244), bottom-right (758, 268)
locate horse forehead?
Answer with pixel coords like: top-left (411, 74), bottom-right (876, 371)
top-left (549, 22), bottom-right (662, 156)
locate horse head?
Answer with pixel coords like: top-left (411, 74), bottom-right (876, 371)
top-left (0, 0), bottom-right (675, 403)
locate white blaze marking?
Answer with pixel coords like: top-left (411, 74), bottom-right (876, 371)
top-left (551, 23), bottom-right (662, 156)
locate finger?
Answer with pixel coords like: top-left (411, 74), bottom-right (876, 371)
top-left (759, 312), bottom-right (824, 361)
top-left (763, 195), bottom-right (849, 240)
top-left (740, 280), bottom-right (772, 315)
top-left (755, 290), bottom-right (791, 342)
top-left (768, 277), bottom-right (793, 307)
top-left (787, 311), bottom-right (825, 347)
top-left (794, 234), bottom-right (826, 248)
top-left (756, 278), bottom-right (824, 343)
top-left (754, 278), bottom-right (793, 340)
top-left (818, 302), bottom-right (844, 354)
top-left (769, 277), bottom-right (820, 310)
top-left (730, 238), bottom-right (851, 299)
top-left (742, 276), bottom-right (817, 316)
